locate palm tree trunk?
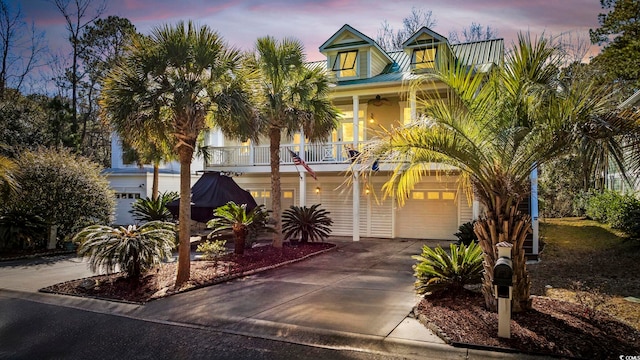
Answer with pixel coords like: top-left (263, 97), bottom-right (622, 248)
top-left (270, 126), bottom-right (283, 248)
top-left (152, 163), bottom-right (160, 200)
top-left (234, 228), bottom-right (246, 255)
top-left (175, 152), bottom-right (192, 287)
top-left (474, 197), bottom-right (532, 313)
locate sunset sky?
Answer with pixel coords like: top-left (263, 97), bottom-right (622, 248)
top-left (19, 0), bottom-right (605, 61)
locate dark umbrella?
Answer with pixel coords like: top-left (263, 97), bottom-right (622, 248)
top-left (166, 172), bottom-right (258, 223)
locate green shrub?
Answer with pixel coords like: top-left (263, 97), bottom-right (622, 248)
top-left (412, 242), bottom-right (484, 295)
top-left (8, 148), bottom-right (115, 240)
top-left (282, 204), bottom-right (333, 243)
top-left (582, 189), bottom-right (632, 225)
top-left (196, 239), bottom-right (227, 261)
top-left (617, 198), bottom-right (640, 239)
top-left (130, 191), bottom-right (179, 223)
top-left (579, 189), bottom-right (640, 239)
top-left (454, 221), bottom-right (478, 246)
top-left (74, 221), bottom-right (176, 282)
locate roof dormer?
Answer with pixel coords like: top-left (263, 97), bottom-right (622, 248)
top-left (402, 27), bottom-right (450, 72)
top-left (319, 24), bottom-right (393, 81)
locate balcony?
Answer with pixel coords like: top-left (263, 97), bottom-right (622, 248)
top-left (205, 141), bottom-right (357, 168)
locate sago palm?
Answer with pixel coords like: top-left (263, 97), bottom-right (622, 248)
top-left (130, 191), bottom-right (179, 223)
top-left (412, 242), bottom-right (484, 295)
top-left (362, 33), bottom-right (633, 312)
top-left (207, 202), bottom-right (272, 255)
top-left (74, 221), bottom-right (176, 283)
top-left (100, 21), bottom-right (255, 287)
top-left (282, 204), bottom-right (333, 243)
top-left (246, 36), bottom-right (339, 248)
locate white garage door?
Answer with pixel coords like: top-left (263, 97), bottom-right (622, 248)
top-left (396, 189), bottom-right (458, 240)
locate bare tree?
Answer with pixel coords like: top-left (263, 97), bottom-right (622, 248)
top-left (51, 0), bottom-right (106, 145)
top-left (449, 23), bottom-right (498, 44)
top-left (376, 7), bottom-right (437, 51)
top-left (554, 30), bottom-right (592, 65)
top-left (0, 0), bottom-right (47, 99)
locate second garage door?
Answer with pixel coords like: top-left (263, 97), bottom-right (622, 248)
top-left (395, 189), bottom-right (458, 240)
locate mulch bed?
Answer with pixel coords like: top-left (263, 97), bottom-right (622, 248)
top-left (40, 242), bottom-right (336, 304)
top-left (414, 290), bottom-right (640, 359)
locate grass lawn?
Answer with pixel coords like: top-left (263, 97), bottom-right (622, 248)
top-left (529, 217), bottom-right (640, 330)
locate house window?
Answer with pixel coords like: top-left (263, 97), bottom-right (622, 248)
top-left (442, 192), bottom-right (455, 200)
top-left (427, 191), bottom-right (440, 200)
top-left (412, 191), bottom-right (424, 200)
top-left (412, 47), bottom-right (436, 70)
top-left (332, 50), bottom-right (358, 78)
top-left (283, 191), bottom-right (293, 199)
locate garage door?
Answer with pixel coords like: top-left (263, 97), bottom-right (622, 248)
top-left (396, 189), bottom-right (458, 240)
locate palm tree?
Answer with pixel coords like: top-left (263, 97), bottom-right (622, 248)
top-left (100, 21), bottom-right (256, 287)
top-left (362, 33), bottom-right (633, 312)
top-left (247, 36), bottom-right (339, 248)
top-left (121, 124), bottom-right (175, 201)
top-left (206, 202), bottom-right (272, 255)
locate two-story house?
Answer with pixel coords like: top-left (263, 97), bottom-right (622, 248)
top-left (204, 24), bottom-right (541, 254)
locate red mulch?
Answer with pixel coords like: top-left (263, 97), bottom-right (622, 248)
top-left (40, 242), bottom-right (335, 304)
top-left (415, 290), bottom-right (640, 359)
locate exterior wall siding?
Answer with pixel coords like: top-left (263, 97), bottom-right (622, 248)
top-left (370, 50), bottom-right (387, 77)
top-left (458, 194), bottom-right (473, 226)
top-left (305, 179), bottom-right (354, 236)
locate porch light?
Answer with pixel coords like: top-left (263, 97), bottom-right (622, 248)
top-left (315, 186), bottom-right (321, 194)
top-left (365, 187), bottom-right (370, 195)
top-left (369, 113), bottom-right (375, 123)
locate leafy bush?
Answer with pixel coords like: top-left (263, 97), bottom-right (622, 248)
top-left (7, 148), bottom-right (115, 240)
top-left (207, 202), bottom-right (273, 255)
top-left (130, 191), bottom-right (179, 223)
top-left (454, 221), bottom-right (478, 246)
top-left (583, 190), bottom-right (627, 224)
top-left (579, 189), bottom-right (640, 239)
top-left (412, 242), bottom-right (484, 295)
top-left (196, 239), bottom-right (227, 261)
top-left (74, 221), bottom-right (176, 282)
top-left (282, 204), bottom-right (333, 243)
top-left (617, 199), bottom-right (640, 239)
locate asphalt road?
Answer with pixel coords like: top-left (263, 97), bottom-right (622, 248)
top-left (0, 297), bottom-right (412, 360)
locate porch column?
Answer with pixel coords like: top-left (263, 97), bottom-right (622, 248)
top-left (352, 95), bottom-right (360, 242)
top-left (352, 95), bottom-right (359, 149)
top-left (299, 172), bottom-right (306, 206)
top-left (410, 90), bottom-right (417, 121)
top-left (353, 170), bottom-right (360, 241)
top-left (531, 167), bottom-right (539, 255)
top-left (249, 140), bottom-right (255, 165)
top-left (299, 128), bottom-right (306, 206)
top-left (472, 200), bottom-right (480, 220)
top-left (215, 128), bottom-right (224, 146)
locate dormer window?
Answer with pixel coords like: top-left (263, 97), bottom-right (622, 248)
top-left (411, 47), bottom-right (436, 70)
top-left (332, 50), bottom-right (358, 78)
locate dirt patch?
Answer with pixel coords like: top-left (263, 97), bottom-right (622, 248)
top-left (41, 242), bottom-right (335, 304)
top-left (415, 290), bottom-right (640, 359)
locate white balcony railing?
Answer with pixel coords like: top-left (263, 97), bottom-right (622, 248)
top-left (205, 142), bottom-right (357, 167)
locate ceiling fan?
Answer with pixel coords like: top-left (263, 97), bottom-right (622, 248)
top-left (368, 95), bottom-right (391, 106)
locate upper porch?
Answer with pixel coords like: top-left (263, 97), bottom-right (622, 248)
top-left (204, 141), bottom-right (362, 173)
